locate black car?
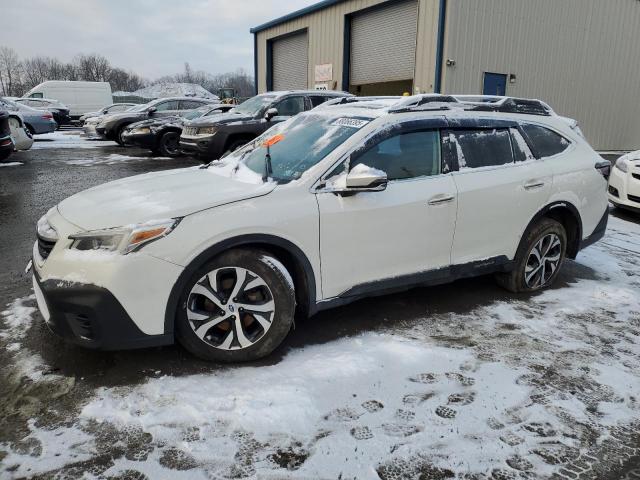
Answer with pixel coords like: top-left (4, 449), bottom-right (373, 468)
top-left (179, 90), bottom-right (352, 161)
top-left (121, 104), bottom-right (234, 157)
top-left (0, 109), bottom-right (14, 161)
top-left (96, 97), bottom-right (219, 146)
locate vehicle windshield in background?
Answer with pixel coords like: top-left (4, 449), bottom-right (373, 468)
top-left (234, 113), bottom-right (369, 182)
top-left (231, 95), bottom-right (276, 117)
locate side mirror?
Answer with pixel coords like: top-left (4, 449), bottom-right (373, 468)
top-left (264, 107), bottom-right (278, 121)
top-left (147, 106), bottom-right (157, 114)
top-left (324, 162), bottom-right (388, 194)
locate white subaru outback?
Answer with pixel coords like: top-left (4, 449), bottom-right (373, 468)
top-left (31, 95), bottom-right (610, 362)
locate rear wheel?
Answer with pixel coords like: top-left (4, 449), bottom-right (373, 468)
top-left (496, 218), bottom-right (567, 293)
top-left (115, 127), bottom-right (127, 146)
top-left (176, 249), bottom-right (295, 362)
top-left (157, 131), bottom-right (181, 157)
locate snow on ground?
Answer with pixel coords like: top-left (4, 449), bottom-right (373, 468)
top-left (31, 131), bottom-right (117, 150)
top-left (1, 217), bottom-right (640, 479)
top-left (0, 162), bottom-right (23, 167)
top-left (64, 153), bottom-right (172, 166)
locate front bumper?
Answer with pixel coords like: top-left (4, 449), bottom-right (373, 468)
top-left (122, 130), bottom-right (157, 149)
top-left (608, 165), bottom-right (640, 211)
top-left (31, 208), bottom-right (184, 350)
top-left (33, 270), bottom-right (173, 350)
top-left (179, 134), bottom-right (224, 159)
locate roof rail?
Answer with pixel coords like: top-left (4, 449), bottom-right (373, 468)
top-left (388, 94), bottom-right (459, 113)
top-left (452, 95), bottom-right (555, 116)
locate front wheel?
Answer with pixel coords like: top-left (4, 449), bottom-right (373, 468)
top-left (175, 249), bottom-right (295, 362)
top-left (157, 131), bottom-right (181, 157)
top-left (496, 218), bottom-right (567, 293)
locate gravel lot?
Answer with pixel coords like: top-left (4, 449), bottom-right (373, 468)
top-left (1, 132), bottom-right (639, 479)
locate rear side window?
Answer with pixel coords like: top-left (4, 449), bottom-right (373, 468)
top-left (449, 128), bottom-right (514, 169)
top-left (521, 124), bottom-right (570, 158)
top-left (352, 130), bottom-right (441, 181)
top-left (180, 100), bottom-right (206, 109)
top-left (510, 128), bottom-right (535, 162)
top-left (309, 96), bottom-right (329, 108)
top-left (155, 101), bottom-right (180, 111)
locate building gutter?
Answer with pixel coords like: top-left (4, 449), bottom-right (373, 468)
top-left (434, 0), bottom-right (447, 93)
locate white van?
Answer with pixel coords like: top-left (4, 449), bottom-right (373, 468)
top-left (23, 81), bottom-right (112, 120)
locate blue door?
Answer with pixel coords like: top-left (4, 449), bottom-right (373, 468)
top-left (483, 72), bottom-right (507, 96)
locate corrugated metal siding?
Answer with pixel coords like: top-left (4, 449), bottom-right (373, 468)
top-left (256, 0), bottom-right (440, 94)
top-left (442, 0), bottom-right (640, 151)
top-left (350, 0), bottom-right (418, 85)
top-left (272, 32), bottom-right (309, 90)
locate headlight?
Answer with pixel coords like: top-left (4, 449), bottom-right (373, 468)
top-left (131, 126), bottom-right (151, 135)
top-left (37, 215), bottom-right (58, 241)
top-left (615, 157), bottom-right (629, 173)
top-left (69, 218), bottom-right (181, 254)
top-left (198, 126), bottom-right (217, 135)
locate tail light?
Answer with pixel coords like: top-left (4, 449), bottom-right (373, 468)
top-left (595, 161), bottom-right (611, 179)
top-left (42, 113), bottom-right (53, 120)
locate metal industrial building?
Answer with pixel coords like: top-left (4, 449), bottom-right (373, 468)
top-left (251, 0), bottom-right (640, 151)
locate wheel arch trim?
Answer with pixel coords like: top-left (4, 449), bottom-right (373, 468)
top-left (163, 233), bottom-right (318, 335)
top-left (521, 201), bottom-right (583, 260)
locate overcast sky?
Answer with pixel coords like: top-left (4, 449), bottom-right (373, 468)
top-left (0, 0), bottom-right (319, 79)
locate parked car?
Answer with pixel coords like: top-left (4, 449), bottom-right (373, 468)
top-left (0, 97), bottom-right (57, 134)
top-left (0, 109), bottom-right (14, 161)
top-left (179, 90), bottom-right (353, 160)
top-left (30, 95), bottom-right (609, 361)
top-left (23, 81), bottom-right (113, 121)
top-left (15, 98), bottom-right (71, 127)
top-left (79, 103), bottom-right (137, 124)
top-left (95, 97), bottom-right (219, 146)
top-left (608, 151), bottom-right (640, 212)
top-left (8, 113), bottom-right (34, 151)
top-left (122, 104), bottom-right (234, 157)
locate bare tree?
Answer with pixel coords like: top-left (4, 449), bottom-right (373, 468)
top-left (74, 54), bottom-right (111, 82)
top-left (0, 46), bottom-right (22, 96)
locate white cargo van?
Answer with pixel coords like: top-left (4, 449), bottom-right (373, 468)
top-left (23, 81), bottom-right (112, 120)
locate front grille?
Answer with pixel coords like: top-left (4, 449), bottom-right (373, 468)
top-left (608, 186), bottom-right (619, 198)
top-left (629, 194), bottom-right (640, 204)
top-left (37, 235), bottom-right (57, 260)
top-left (183, 126), bottom-right (198, 136)
top-left (633, 173), bottom-right (640, 181)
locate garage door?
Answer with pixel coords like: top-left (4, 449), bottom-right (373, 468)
top-left (350, 0), bottom-right (418, 86)
top-left (272, 32), bottom-right (309, 91)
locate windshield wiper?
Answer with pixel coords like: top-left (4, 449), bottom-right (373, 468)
top-left (262, 150), bottom-right (273, 182)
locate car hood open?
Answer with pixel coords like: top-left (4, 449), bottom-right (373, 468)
top-left (57, 166), bottom-right (276, 231)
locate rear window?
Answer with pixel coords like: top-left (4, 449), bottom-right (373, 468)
top-left (521, 124), bottom-right (570, 158)
top-left (310, 96), bottom-right (329, 108)
top-left (449, 128), bottom-right (514, 169)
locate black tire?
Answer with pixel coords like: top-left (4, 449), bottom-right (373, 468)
top-left (495, 218), bottom-right (567, 293)
top-left (0, 150), bottom-right (12, 161)
top-left (25, 124), bottom-right (35, 136)
top-left (157, 131), bottom-right (181, 157)
top-left (175, 249), bottom-right (296, 362)
top-left (115, 127), bottom-right (127, 146)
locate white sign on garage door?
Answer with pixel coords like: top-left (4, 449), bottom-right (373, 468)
top-left (350, 0), bottom-right (418, 86)
top-left (272, 32), bottom-right (309, 91)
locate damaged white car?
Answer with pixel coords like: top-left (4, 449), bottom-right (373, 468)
top-left (30, 95), bottom-right (609, 362)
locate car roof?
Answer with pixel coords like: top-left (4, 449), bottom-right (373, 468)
top-left (263, 90), bottom-right (353, 99)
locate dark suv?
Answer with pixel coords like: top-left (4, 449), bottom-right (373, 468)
top-left (179, 90), bottom-right (352, 161)
top-left (0, 109), bottom-right (14, 161)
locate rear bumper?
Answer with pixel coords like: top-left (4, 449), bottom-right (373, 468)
top-left (33, 268), bottom-right (173, 351)
top-left (580, 208), bottom-right (609, 250)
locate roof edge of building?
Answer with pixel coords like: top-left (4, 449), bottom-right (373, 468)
top-left (250, 0), bottom-right (347, 34)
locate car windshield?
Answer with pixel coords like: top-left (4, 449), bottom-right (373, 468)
top-left (231, 95), bottom-right (276, 117)
top-left (224, 113), bottom-right (370, 183)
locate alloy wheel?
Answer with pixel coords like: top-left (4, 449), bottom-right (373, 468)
top-left (186, 267), bottom-right (275, 350)
top-left (524, 233), bottom-right (562, 288)
top-left (163, 133), bottom-right (180, 155)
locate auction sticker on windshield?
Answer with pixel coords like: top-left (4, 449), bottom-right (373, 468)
top-left (331, 118), bottom-right (369, 129)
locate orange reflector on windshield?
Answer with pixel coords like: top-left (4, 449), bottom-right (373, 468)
top-left (263, 134), bottom-right (284, 147)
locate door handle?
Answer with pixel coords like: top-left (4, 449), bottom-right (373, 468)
top-left (524, 180), bottom-right (545, 190)
top-left (428, 194), bottom-right (455, 206)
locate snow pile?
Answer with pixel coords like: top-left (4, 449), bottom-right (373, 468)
top-left (32, 131), bottom-right (117, 149)
top-left (115, 83), bottom-right (219, 101)
top-left (65, 153), bottom-right (170, 166)
top-left (0, 295), bottom-right (36, 343)
top-left (205, 157), bottom-right (266, 185)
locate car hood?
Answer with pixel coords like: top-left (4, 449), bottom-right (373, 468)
top-left (57, 166), bottom-right (276, 231)
top-left (128, 116), bottom-right (183, 129)
top-left (102, 111), bottom-right (147, 124)
top-left (186, 112), bottom-right (254, 127)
